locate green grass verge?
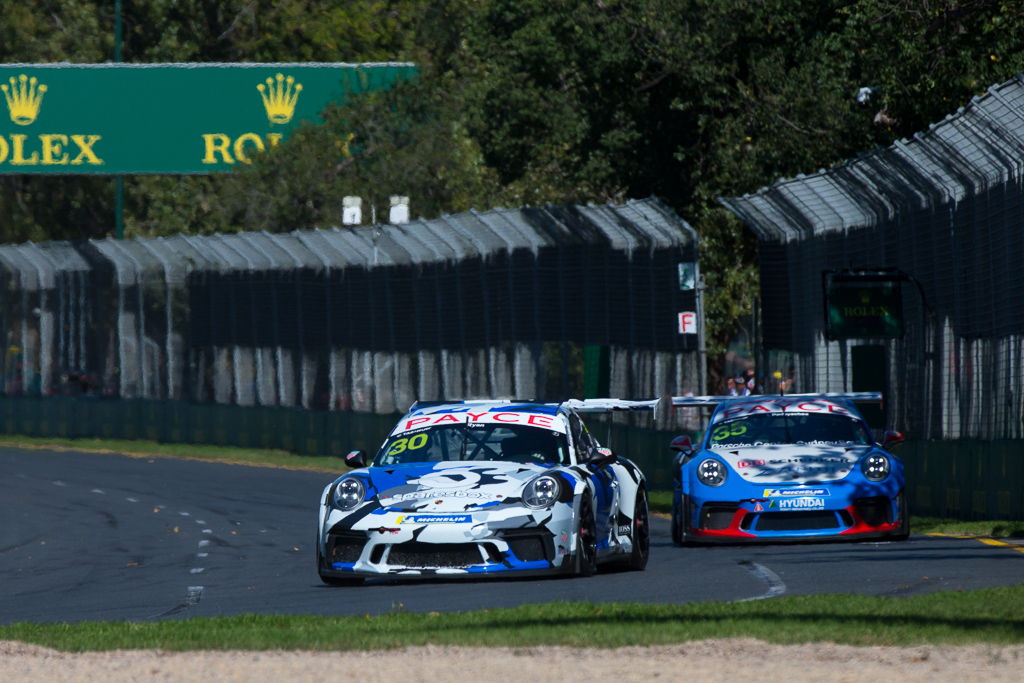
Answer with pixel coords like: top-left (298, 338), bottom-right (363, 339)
top-left (3, 433), bottom-right (1020, 537)
top-left (3, 587), bottom-right (1023, 651)
top-left (648, 489), bottom-right (672, 514)
top-left (0, 434), bottom-right (347, 473)
top-left (912, 516), bottom-right (1024, 538)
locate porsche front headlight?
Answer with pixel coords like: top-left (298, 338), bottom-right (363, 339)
top-left (333, 478), bottom-right (365, 510)
top-left (523, 475), bottom-right (561, 509)
top-left (696, 458), bottom-right (727, 486)
top-left (861, 453), bottom-right (890, 482)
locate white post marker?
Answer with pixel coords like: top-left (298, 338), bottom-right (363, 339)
top-left (342, 196), bottom-right (362, 225)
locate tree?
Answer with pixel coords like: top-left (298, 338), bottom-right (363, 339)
top-left (203, 71), bottom-right (501, 232)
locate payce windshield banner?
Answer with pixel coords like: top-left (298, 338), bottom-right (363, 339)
top-left (0, 63), bottom-right (415, 174)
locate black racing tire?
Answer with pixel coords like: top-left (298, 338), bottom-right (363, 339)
top-left (673, 493), bottom-right (694, 547)
top-left (626, 489), bottom-right (650, 570)
top-left (891, 490), bottom-right (910, 541)
top-left (679, 493), bottom-right (696, 548)
top-left (574, 494), bottom-right (598, 577)
top-left (671, 496), bottom-right (682, 545)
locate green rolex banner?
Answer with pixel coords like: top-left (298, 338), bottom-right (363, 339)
top-left (0, 62), bottom-right (416, 174)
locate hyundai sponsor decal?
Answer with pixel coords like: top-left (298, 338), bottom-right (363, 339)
top-left (770, 497), bottom-right (827, 510)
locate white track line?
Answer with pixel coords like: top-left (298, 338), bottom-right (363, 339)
top-left (736, 560), bottom-right (787, 601)
top-left (185, 586), bottom-right (204, 606)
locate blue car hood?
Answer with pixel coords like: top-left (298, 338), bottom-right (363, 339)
top-left (363, 460), bottom-right (553, 512)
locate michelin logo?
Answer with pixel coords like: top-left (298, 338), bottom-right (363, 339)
top-left (763, 488), bottom-right (830, 498)
top-left (396, 514), bottom-right (471, 524)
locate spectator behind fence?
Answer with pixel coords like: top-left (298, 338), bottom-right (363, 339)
top-left (744, 368), bottom-right (757, 394)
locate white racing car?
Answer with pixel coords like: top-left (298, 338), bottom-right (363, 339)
top-left (316, 400), bottom-right (649, 584)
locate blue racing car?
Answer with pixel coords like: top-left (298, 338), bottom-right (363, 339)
top-left (668, 393), bottom-right (908, 544)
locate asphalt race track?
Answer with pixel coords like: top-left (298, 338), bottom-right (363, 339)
top-left (2, 447), bottom-right (1022, 625)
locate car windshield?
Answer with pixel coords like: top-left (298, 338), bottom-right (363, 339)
top-left (707, 413), bottom-right (872, 448)
top-left (374, 423), bottom-right (570, 466)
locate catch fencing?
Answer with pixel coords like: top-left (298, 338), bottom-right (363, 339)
top-left (0, 198), bottom-right (700, 424)
top-left (720, 74), bottom-right (1024, 443)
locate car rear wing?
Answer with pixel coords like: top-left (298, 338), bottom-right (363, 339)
top-left (566, 392), bottom-right (881, 411)
top-left (751, 392), bottom-right (882, 403)
top-left (562, 395), bottom-right (716, 428)
top-left (564, 392), bottom-right (882, 425)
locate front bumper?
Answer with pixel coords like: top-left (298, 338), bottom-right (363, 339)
top-left (681, 490), bottom-right (906, 542)
top-left (319, 508), bottom-right (575, 577)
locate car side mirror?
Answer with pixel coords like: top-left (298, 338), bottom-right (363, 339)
top-left (588, 447), bottom-right (617, 468)
top-left (345, 449), bottom-right (368, 468)
top-left (669, 435), bottom-right (694, 453)
top-left (881, 431), bottom-right (905, 450)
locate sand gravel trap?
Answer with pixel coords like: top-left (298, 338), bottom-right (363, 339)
top-left (2, 639), bottom-right (1023, 682)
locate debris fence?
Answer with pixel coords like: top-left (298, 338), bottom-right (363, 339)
top-left (721, 74), bottom-right (1024, 441)
top-left (0, 198), bottom-right (701, 426)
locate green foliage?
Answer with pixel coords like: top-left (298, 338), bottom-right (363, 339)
top-left (0, 1), bottom-right (106, 63)
top-left (4, 0), bottom-right (1024, 362)
top-left (205, 72), bottom-right (503, 231)
top-left (111, 0), bottom-right (426, 63)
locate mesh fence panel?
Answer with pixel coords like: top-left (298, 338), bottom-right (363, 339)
top-left (0, 197), bottom-right (701, 430)
top-left (721, 75), bottom-right (1024, 440)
